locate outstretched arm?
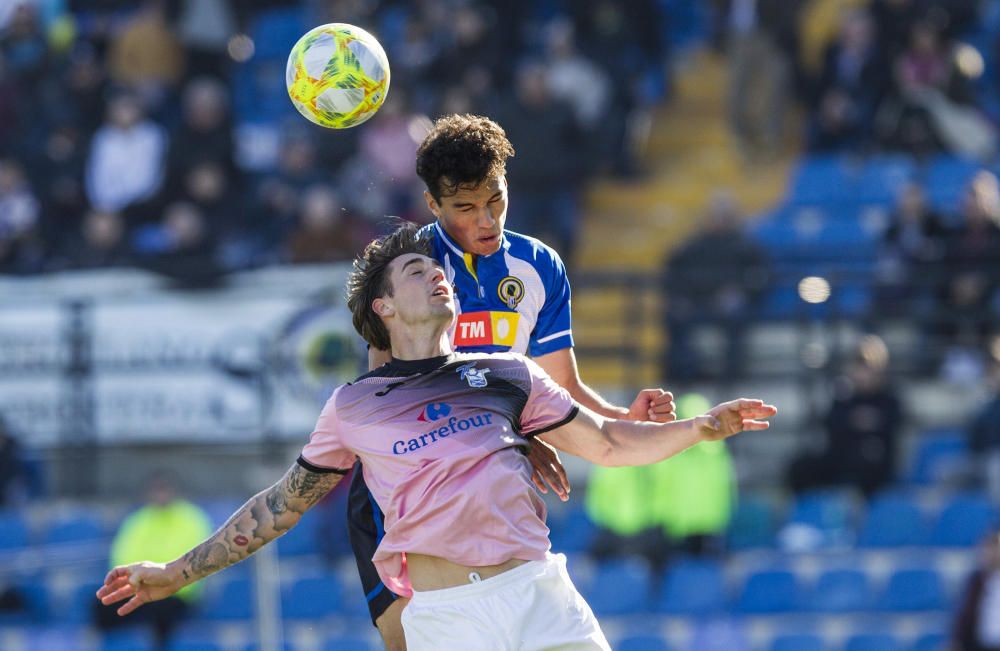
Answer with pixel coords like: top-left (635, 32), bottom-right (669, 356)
top-left (539, 399), bottom-right (776, 467)
top-left (96, 461), bottom-right (343, 616)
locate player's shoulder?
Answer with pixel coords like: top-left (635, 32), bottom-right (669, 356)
top-left (503, 230), bottom-right (567, 273)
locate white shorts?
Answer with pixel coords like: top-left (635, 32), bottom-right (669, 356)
top-left (401, 553), bottom-right (611, 651)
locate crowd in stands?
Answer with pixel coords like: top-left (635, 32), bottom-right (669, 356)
top-left (0, 0), bottom-right (670, 278)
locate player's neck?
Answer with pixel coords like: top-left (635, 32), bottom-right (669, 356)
top-left (389, 327), bottom-right (452, 361)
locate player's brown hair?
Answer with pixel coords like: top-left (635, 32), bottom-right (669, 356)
top-left (415, 114), bottom-right (515, 201)
top-left (346, 222), bottom-right (431, 351)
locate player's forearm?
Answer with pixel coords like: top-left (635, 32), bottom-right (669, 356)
top-left (566, 379), bottom-right (629, 419)
top-left (598, 417), bottom-right (702, 467)
top-left (168, 463), bottom-right (339, 586)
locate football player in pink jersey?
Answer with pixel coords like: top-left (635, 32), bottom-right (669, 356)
top-left (97, 224), bottom-right (776, 650)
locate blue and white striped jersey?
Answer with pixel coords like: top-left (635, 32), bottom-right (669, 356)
top-left (421, 221), bottom-right (574, 357)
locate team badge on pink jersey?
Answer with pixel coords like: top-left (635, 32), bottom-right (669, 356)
top-left (457, 362), bottom-right (491, 387)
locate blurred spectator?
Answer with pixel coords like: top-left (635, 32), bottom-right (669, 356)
top-left (167, 0), bottom-right (237, 80)
top-left (356, 90), bottom-right (424, 220)
top-left (968, 361), bottom-right (1000, 506)
top-left (85, 93), bottom-right (168, 213)
top-left (0, 414), bottom-right (25, 506)
top-left (878, 20), bottom-right (994, 159)
top-left (107, 0), bottom-right (185, 104)
top-left (73, 209), bottom-right (131, 269)
top-left (498, 62), bottom-right (583, 263)
top-left (936, 172), bottom-right (1000, 361)
top-left (0, 3), bottom-right (48, 83)
top-left (62, 42), bottom-right (110, 134)
top-left (875, 182), bottom-right (948, 317)
top-left (167, 77), bottom-right (236, 184)
top-left (952, 527), bottom-right (1000, 651)
top-left (716, 0), bottom-right (803, 159)
top-left (663, 191), bottom-right (770, 381)
top-left (133, 201), bottom-right (220, 285)
top-left (807, 10), bottom-right (887, 152)
top-left (587, 393), bottom-right (734, 569)
top-left (94, 471), bottom-right (212, 650)
top-left (787, 335), bottom-right (902, 497)
top-left (0, 159), bottom-right (44, 274)
top-left (285, 185), bottom-right (364, 264)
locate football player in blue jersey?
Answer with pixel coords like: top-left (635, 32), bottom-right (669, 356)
top-left (354, 114), bottom-right (676, 651)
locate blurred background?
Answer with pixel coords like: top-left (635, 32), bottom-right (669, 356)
top-left (2, 0), bottom-right (1000, 650)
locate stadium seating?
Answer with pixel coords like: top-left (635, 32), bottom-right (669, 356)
top-left (931, 493), bottom-right (996, 547)
top-left (102, 629), bottom-right (155, 651)
top-left (810, 569), bottom-right (872, 613)
top-left (657, 558), bottom-right (726, 615)
top-left (770, 633), bottom-right (826, 651)
top-left (786, 489), bottom-right (856, 548)
top-left (548, 506), bottom-right (598, 554)
top-left (879, 569), bottom-right (948, 612)
top-left (858, 493), bottom-right (928, 548)
top-left (320, 635), bottom-right (380, 651)
top-left (734, 569), bottom-right (800, 613)
top-left (580, 558), bottom-right (652, 616)
top-left (844, 633), bottom-right (902, 651)
top-left (0, 512), bottom-right (29, 550)
top-left (280, 575), bottom-right (341, 619)
top-left (726, 495), bottom-right (776, 550)
top-left (276, 511), bottom-right (322, 557)
top-left (196, 576), bottom-right (255, 621)
top-left (907, 430), bottom-right (970, 486)
top-left (42, 514), bottom-right (105, 545)
top-left (910, 632), bottom-right (947, 651)
top-left (617, 634), bottom-right (672, 651)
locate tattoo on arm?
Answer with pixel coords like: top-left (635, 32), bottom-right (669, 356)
top-left (177, 463), bottom-right (341, 584)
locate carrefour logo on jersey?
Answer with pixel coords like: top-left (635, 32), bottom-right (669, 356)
top-left (393, 404), bottom-right (494, 455)
top-left (453, 311), bottom-right (520, 348)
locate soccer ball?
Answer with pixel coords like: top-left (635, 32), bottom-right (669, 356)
top-left (285, 23), bottom-right (390, 129)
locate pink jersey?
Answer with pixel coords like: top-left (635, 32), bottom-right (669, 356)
top-left (299, 352), bottom-right (578, 597)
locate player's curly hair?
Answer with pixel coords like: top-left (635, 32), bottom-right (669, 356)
top-left (416, 114), bottom-right (516, 201)
top-left (347, 221), bottom-right (432, 351)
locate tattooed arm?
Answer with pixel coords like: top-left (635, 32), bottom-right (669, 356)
top-left (95, 461), bottom-right (343, 616)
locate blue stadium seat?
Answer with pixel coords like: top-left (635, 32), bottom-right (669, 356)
top-left (63, 580), bottom-right (103, 625)
top-left (770, 634), bottom-right (825, 651)
top-left (0, 581), bottom-right (49, 624)
top-left (197, 576), bottom-right (254, 621)
top-left (197, 498), bottom-right (243, 529)
top-left (932, 493), bottom-right (996, 547)
top-left (24, 626), bottom-right (86, 651)
top-left (879, 569), bottom-right (947, 612)
top-left (102, 629), bottom-right (155, 651)
top-left (166, 634), bottom-right (224, 651)
top-left (924, 156), bottom-right (982, 213)
top-left (687, 619), bottom-right (750, 651)
top-left (277, 510), bottom-right (321, 557)
top-left (734, 569), bottom-right (800, 613)
top-left (0, 511), bottom-right (30, 549)
top-left (580, 558), bottom-right (652, 616)
top-left (549, 507), bottom-right (597, 554)
top-left (810, 569), bottom-right (872, 613)
top-left (845, 633), bottom-right (902, 651)
top-left (247, 7), bottom-right (306, 60)
top-left (280, 575), bottom-right (340, 619)
top-left (657, 558), bottom-right (726, 615)
top-left (43, 514), bottom-right (105, 545)
top-left (618, 634), bottom-right (671, 651)
top-left (787, 490), bottom-right (855, 547)
top-left (789, 156), bottom-right (857, 204)
top-left (726, 495), bottom-right (775, 550)
top-left (321, 635), bottom-right (379, 651)
top-left (858, 493), bottom-right (928, 547)
top-left (908, 430), bottom-right (969, 485)
top-left (910, 632), bottom-right (946, 651)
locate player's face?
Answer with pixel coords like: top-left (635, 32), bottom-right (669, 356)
top-left (380, 253), bottom-right (454, 327)
top-left (426, 174), bottom-right (507, 257)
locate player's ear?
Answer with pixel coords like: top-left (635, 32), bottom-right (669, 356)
top-left (423, 190), bottom-right (441, 218)
top-left (373, 297), bottom-right (394, 318)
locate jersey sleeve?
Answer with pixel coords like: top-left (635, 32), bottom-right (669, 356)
top-left (299, 386), bottom-right (357, 473)
top-left (519, 357), bottom-right (579, 436)
top-left (528, 245), bottom-right (574, 357)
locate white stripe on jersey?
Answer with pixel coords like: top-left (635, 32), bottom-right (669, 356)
top-left (535, 328), bottom-right (573, 345)
top-left (503, 250), bottom-right (545, 354)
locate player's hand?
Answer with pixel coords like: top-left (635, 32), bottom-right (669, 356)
top-left (695, 399), bottom-right (777, 441)
top-left (525, 437), bottom-right (570, 501)
top-left (96, 562), bottom-right (184, 616)
top-left (626, 389), bottom-right (676, 422)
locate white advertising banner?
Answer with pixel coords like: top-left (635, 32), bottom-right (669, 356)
top-left (0, 265), bottom-right (365, 446)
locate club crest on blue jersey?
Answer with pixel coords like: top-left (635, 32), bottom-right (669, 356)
top-left (417, 402), bottom-right (452, 422)
top-left (497, 276), bottom-right (525, 309)
top-left (457, 362), bottom-right (491, 388)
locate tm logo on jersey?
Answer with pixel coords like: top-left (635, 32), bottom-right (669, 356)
top-left (457, 362), bottom-right (490, 388)
top-left (454, 311), bottom-right (520, 348)
top-left (417, 402), bottom-right (451, 422)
